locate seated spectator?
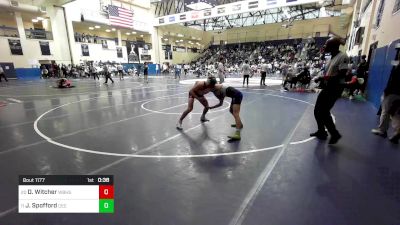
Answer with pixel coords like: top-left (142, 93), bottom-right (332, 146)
top-left (344, 70), bottom-right (360, 99)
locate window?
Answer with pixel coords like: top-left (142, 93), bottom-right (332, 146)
top-left (362, 0), bottom-right (372, 13)
top-left (394, 0), bottom-right (400, 13)
top-left (375, 0), bottom-right (385, 27)
top-left (355, 27), bottom-right (365, 45)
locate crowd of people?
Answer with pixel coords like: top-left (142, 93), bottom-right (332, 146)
top-left (184, 37), bottom-right (370, 99)
top-left (39, 61), bottom-right (143, 81)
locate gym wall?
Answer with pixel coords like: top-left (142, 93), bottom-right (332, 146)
top-left (368, 0), bottom-right (400, 49)
top-left (156, 24), bottom-right (213, 64)
top-left (0, 6), bottom-right (71, 78)
top-left (63, 0), bottom-right (155, 64)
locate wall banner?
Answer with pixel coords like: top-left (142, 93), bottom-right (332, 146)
top-left (116, 47), bottom-right (123, 58)
top-left (81, 44), bottom-right (89, 56)
top-left (8, 39), bottom-right (23, 55)
top-left (39, 41), bottom-right (51, 55)
top-left (126, 41), bottom-right (140, 62)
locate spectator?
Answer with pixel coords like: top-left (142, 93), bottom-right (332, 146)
top-left (371, 64), bottom-right (400, 139)
top-left (357, 55), bottom-right (368, 94)
top-left (0, 65), bottom-right (8, 82)
top-left (241, 60), bottom-right (251, 87)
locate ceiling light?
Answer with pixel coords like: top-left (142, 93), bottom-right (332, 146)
top-left (164, 38), bottom-right (168, 41)
top-left (32, 19), bottom-right (38, 22)
top-left (126, 32), bottom-right (130, 35)
top-left (95, 25), bottom-right (100, 29)
top-left (105, 29), bottom-right (111, 32)
top-left (132, 31), bottom-right (137, 34)
top-left (177, 34), bottom-right (184, 37)
top-left (180, 39), bottom-right (183, 42)
top-left (140, 34), bottom-right (144, 37)
top-left (37, 17), bottom-right (44, 21)
top-left (186, 2), bottom-right (213, 10)
top-left (111, 28), bottom-right (116, 31)
top-left (89, 27), bottom-right (94, 30)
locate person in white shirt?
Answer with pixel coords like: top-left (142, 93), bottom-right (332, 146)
top-left (260, 60), bottom-right (268, 86)
top-left (267, 62), bottom-right (272, 74)
top-left (117, 63), bottom-right (124, 80)
top-left (241, 60), bottom-right (251, 86)
top-left (103, 64), bottom-right (114, 84)
top-left (0, 65), bottom-right (8, 82)
top-left (184, 64), bottom-right (189, 76)
top-left (218, 57), bottom-right (225, 84)
top-left (162, 63), bottom-right (168, 76)
top-left (250, 64), bottom-right (257, 77)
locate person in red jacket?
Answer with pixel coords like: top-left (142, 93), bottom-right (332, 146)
top-left (345, 70), bottom-right (361, 100)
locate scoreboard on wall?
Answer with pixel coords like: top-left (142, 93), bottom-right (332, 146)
top-left (18, 175), bottom-right (114, 213)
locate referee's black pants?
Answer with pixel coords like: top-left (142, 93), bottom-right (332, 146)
top-left (314, 86), bottom-right (343, 135)
top-left (260, 72), bottom-right (266, 85)
top-left (243, 75), bottom-right (249, 85)
top-left (104, 73), bottom-right (114, 83)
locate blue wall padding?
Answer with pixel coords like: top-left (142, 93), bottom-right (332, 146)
top-left (15, 68), bottom-right (41, 80)
top-left (148, 64), bottom-right (159, 75)
top-left (367, 39), bottom-right (400, 109)
top-left (121, 63), bottom-right (159, 75)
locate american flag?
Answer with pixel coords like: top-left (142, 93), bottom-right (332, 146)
top-left (108, 5), bottom-right (133, 28)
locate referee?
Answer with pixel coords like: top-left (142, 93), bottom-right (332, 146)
top-left (310, 37), bottom-right (349, 144)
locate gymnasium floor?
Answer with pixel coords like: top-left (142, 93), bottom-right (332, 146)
top-left (0, 77), bottom-right (399, 225)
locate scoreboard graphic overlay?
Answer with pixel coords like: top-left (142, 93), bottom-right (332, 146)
top-left (18, 175), bottom-right (114, 213)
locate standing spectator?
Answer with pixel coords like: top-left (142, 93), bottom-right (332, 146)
top-left (357, 55), bottom-right (368, 94)
top-left (87, 34), bottom-right (91, 43)
top-left (117, 63), bottom-right (124, 80)
top-left (90, 65), bottom-right (99, 80)
top-left (250, 63), bottom-right (257, 77)
top-left (162, 63), bottom-right (168, 76)
top-left (371, 64), bottom-right (400, 139)
top-left (0, 65), bottom-right (8, 82)
top-left (103, 64), bottom-right (114, 84)
top-left (61, 64), bottom-right (67, 78)
top-left (184, 64), bottom-right (189, 76)
top-left (310, 37), bottom-right (349, 144)
top-left (267, 61), bottom-right (272, 74)
top-left (94, 35), bottom-right (98, 44)
top-left (218, 57), bottom-right (225, 83)
top-left (49, 64), bottom-right (54, 78)
top-left (143, 62), bottom-right (149, 83)
top-left (40, 64), bottom-right (47, 79)
top-left (74, 32), bottom-right (79, 42)
top-left (174, 64), bottom-right (181, 79)
top-left (241, 60), bottom-right (251, 87)
top-left (387, 99), bottom-right (400, 144)
top-left (260, 60), bottom-right (267, 86)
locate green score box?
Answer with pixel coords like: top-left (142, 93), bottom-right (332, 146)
top-left (99, 199), bottom-right (114, 213)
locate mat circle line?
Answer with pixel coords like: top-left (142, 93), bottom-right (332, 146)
top-left (33, 92), bottom-right (322, 158)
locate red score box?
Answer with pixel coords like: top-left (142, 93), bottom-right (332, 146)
top-left (99, 185), bottom-right (114, 199)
